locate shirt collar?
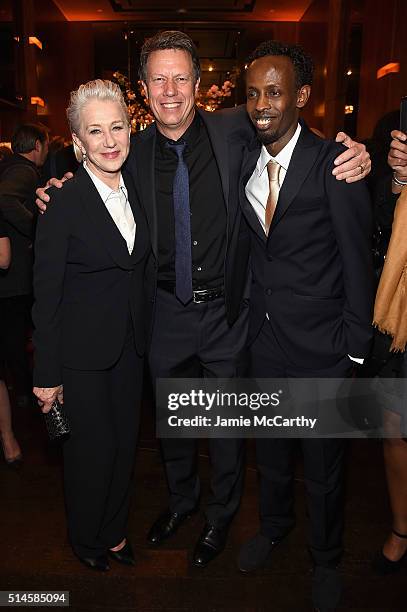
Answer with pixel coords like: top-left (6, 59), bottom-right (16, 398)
top-left (257, 123), bottom-right (302, 177)
top-left (156, 109), bottom-right (201, 153)
top-left (83, 160), bottom-right (126, 204)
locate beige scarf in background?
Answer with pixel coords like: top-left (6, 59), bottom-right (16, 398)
top-left (373, 186), bottom-right (407, 351)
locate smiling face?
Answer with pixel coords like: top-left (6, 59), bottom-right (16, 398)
top-left (142, 48), bottom-right (200, 141)
top-left (246, 55), bottom-right (310, 155)
top-left (72, 98), bottom-right (130, 188)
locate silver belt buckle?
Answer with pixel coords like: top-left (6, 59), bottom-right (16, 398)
top-left (193, 289), bottom-right (208, 304)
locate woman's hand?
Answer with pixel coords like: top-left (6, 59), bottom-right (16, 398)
top-left (33, 385), bottom-right (64, 413)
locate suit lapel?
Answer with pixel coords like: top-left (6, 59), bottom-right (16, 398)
top-left (76, 166), bottom-right (133, 269)
top-left (268, 125), bottom-right (323, 236)
top-left (122, 169), bottom-right (149, 264)
top-left (239, 141), bottom-right (266, 242)
top-left (128, 127), bottom-right (158, 258)
top-left (197, 108), bottom-right (229, 210)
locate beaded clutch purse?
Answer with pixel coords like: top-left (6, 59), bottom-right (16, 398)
top-left (44, 399), bottom-right (71, 440)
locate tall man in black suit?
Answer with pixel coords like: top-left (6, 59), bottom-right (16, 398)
top-left (35, 32), bottom-right (371, 569)
top-left (236, 42), bottom-right (374, 610)
top-left (132, 32), bottom-right (253, 567)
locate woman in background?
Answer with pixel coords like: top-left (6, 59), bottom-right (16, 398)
top-left (0, 210), bottom-right (22, 467)
top-left (372, 128), bottom-right (407, 574)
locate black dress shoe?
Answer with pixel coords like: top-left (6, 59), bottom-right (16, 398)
top-left (311, 566), bottom-right (342, 612)
top-left (192, 524), bottom-right (227, 567)
top-left (78, 554), bottom-right (110, 572)
top-left (147, 508), bottom-right (197, 544)
top-left (108, 540), bottom-right (136, 566)
top-left (238, 533), bottom-right (283, 573)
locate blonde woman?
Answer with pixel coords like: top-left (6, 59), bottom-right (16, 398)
top-left (33, 80), bottom-right (152, 571)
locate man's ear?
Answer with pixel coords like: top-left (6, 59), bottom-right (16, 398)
top-left (194, 78), bottom-right (200, 97)
top-left (297, 85), bottom-right (311, 109)
top-left (141, 81), bottom-right (148, 101)
top-left (34, 139), bottom-right (41, 152)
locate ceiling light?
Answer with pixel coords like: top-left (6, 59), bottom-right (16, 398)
top-left (29, 36), bottom-right (42, 50)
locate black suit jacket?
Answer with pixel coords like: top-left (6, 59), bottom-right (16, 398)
top-left (126, 105), bottom-right (254, 325)
top-left (0, 154), bottom-right (39, 297)
top-left (240, 122), bottom-right (375, 368)
top-left (32, 165), bottom-right (152, 387)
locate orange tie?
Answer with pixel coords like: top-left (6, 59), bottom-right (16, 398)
top-left (265, 160), bottom-right (281, 235)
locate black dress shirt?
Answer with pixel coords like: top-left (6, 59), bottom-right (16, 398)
top-left (155, 112), bottom-right (227, 289)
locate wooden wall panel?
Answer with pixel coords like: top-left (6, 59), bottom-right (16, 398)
top-left (358, 0), bottom-right (407, 139)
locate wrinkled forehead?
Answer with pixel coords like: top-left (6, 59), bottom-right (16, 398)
top-left (78, 98), bottom-right (127, 130)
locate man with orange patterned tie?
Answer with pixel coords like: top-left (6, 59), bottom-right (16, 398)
top-left (237, 41), bottom-right (375, 611)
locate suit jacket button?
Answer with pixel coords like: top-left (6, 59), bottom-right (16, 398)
top-left (267, 254), bottom-right (273, 261)
top-left (266, 288), bottom-right (272, 296)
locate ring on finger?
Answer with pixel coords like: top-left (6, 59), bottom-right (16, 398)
top-left (358, 163), bottom-right (365, 174)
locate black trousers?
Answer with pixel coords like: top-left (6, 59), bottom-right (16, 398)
top-left (149, 288), bottom-right (248, 529)
top-left (62, 335), bottom-right (143, 559)
top-left (250, 318), bottom-right (351, 568)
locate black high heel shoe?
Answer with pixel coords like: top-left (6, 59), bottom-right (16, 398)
top-left (0, 437), bottom-right (23, 469)
top-left (108, 540), bottom-right (136, 566)
top-left (372, 529), bottom-right (407, 575)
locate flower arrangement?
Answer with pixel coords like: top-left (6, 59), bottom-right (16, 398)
top-left (196, 80), bottom-right (235, 112)
top-left (113, 71), bottom-right (154, 131)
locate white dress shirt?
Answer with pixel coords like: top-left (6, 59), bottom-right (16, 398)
top-left (245, 123), bottom-right (301, 233)
top-left (245, 125), bottom-right (363, 364)
top-left (84, 162), bottom-right (136, 254)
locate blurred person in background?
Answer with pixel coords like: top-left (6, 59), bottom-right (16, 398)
top-left (0, 123), bottom-right (48, 407)
top-left (0, 145), bottom-right (12, 163)
top-left (370, 128), bottom-right (407, 574)
top-left (41, 135), bottom-right (78, 184)
top-left (0, 209), bottom-right (22, 466)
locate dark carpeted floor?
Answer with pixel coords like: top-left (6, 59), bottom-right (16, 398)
top-left (0, 391), bottom-right (405, 612)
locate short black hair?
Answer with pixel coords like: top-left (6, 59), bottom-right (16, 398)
top-left (139, 30), bottom-right (201, 83)
top-left (247, 41), bottom-right (313, 89)
top-left (11, 123), bottom-right (49, 154)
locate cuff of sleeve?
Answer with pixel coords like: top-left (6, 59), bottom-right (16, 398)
top-left (348, 355), bottom-right (364, 364)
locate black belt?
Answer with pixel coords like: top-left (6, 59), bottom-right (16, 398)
top-left (157, 281), bottom-right (224, 303)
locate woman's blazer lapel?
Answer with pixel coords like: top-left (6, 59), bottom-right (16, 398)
top-left (76, 165), bottom-right (134, 269)
top-left (122, 168), bottom-right (150, 264)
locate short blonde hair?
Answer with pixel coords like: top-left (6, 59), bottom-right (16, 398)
top-left (66, 79), bottom-right (129, 162)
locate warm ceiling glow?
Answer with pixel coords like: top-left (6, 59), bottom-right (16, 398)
top-left (345, 105), bottom-right (354, 114)
top-left (208, 65), bottom-right (214, 72)
top-left (346, 69), bottom-right (352, 76)
top-left (31, 96), bottom-right (45, 107)
top-left (377, 62), bottom-right (400, 79)
top-left (29, 36), bottom-right (43, 50)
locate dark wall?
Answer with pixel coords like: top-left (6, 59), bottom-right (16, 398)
top-left (37, 21), bottom-right (94, 137)
top-left (358, 0), bottom-right (407, 139)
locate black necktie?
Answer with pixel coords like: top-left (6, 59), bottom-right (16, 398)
top-left (166, 141), bottom-right (192, 304)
